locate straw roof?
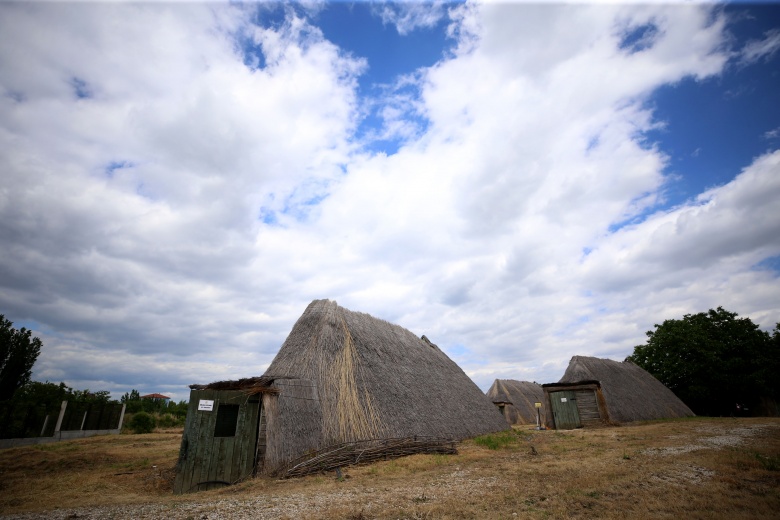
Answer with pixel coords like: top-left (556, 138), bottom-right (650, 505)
top-left (263, 299), bottom-right (508, 445)
top-left (487, 379), bottom-right (545, 425)
top-left (556, 356), bottom-right (694, 423)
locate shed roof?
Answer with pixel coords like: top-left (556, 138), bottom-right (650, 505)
top-left (140, 393), bottom-right (170, 399)
top-left (550, 356), bottom-right (694, 423)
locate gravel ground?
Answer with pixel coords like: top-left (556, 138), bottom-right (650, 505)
top-left (643, 422), bottom-right (777, 456)
top-left (2, 466), bottom-right (494, 520)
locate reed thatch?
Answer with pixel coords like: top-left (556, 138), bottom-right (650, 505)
top-left (261, 378), bottom-right (323, 474)
top-left (553, 356), bottom-right (694, 424)
top-left (259, 299), bottom-right (507, 473)
top-left (487, 379), bottom-right (545, 425)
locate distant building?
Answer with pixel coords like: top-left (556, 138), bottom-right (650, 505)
top-left (487, 379), bottom-right (545, 426)
top-left (140, 393), bottom-right (170, 402)
top-left (542, 356), bottom-right (694, 429)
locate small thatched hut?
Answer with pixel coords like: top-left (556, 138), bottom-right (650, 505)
top-left (542, 356), bottom-right (694, 430)
top-left (174, 299), bottom-right (507, 493)
top-left (487, 379), bottom-right (545, 426)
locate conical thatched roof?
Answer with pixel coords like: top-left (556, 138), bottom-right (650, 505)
top-left (557, 356), bottom-right (694, 423)
top-left (487, 379), bottom-right (545, 425)
top-left (263, 299), bottom-right (508, 445)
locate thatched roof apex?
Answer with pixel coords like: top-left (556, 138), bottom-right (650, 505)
top-left (263, 299), bottom-right (507, 443)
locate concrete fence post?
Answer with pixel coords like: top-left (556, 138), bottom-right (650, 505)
top-left (54, 401), bottom-right (67, 434)
top-left (117, 403), bottom-right (127, 431)
top-left (40, 415), bottom-right (50, 437)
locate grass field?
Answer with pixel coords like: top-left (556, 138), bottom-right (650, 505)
top-left (1, 418), bottom-right (778, 519)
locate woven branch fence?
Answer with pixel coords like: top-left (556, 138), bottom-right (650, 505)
top-left (279, 436), bottom-right (457, 478)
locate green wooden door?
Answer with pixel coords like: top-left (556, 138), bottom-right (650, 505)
top-left (174, 389), bottom-right (261, 494)
top-left (550, 390), bottom-right (581, 430)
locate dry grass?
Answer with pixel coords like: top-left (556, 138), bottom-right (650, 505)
top-left (1, 417), bottom-right (779, 519)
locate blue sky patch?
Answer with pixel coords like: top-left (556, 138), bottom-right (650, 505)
top-left (642, 4), bottom-right (780, 210)
top-left (316, 2), bottom-right (453, 91)
top-left (619, 22), bottom-right (659, 54)
top-left (753, 255), bottom-right (780, 276)
top-left (104, 160), bottom-right (133, 178)
top-left (70, 77), bottom-right (92, 99)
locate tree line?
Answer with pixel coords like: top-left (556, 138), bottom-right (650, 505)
top-left (627, 307), bottom-right (780, 417)
top-left (0, 314), bottom-right (187, 418)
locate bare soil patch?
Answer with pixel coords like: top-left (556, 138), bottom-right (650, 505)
top-left (1, 418), bottom-right (779, 519)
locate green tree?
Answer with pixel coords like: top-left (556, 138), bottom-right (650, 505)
top-left (627, 307), bottom-right (778, 416)
top-left (120, 389), bottom-right (145, 413)
top-left (121, 389), bottom-right (141, 403)
top-left (0, 315), bottom-right (43, 401)
top-left (70, 389), bottom-right (114, 404)
top-left (169, 399), bottom-right (189, 418)
top-left (12, 381), bottom-right (74, 409)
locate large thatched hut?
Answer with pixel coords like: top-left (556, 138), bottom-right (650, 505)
top-left (174, 299), bottom-right (507, 493)
top-left (487, 379), bottom-right (545, 426)
top-left (542, 356), bottom-right (694, 430)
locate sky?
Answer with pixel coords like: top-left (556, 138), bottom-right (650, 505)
top-left (1, 1), bottom-right (779, 403)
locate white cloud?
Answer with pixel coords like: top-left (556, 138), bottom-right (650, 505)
top-left (0, 2), bottom-right (365, 399)
top-left (741, 28), bottom-right (780, 64)
top-left (1, 2), bottom-right (777, 401)
top-left (375, 0), bottom-right (449, 35)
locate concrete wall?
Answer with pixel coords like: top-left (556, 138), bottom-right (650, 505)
top-left (0, 402), bottom-right (126, 450)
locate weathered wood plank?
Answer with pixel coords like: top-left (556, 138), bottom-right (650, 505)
top-left (574, 390), bottom-right (602, 426)
top-left (175, 389), bottom-right (262, 493)
top-left (173, 395), bottom-right (201, 494)
top-left (550, 390), bottom-right (581, 429)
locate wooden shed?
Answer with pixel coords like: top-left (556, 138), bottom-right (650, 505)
top-left (173, 388), bottom-right (262, 493)
top-left (173, 377), bottom-right (322, 493)
top-left (174, 299), bottom-right (507, 493)
top-left (542, 380), bottom-right (608, 429)
top-left (542, 356), bottom-right (694, 430)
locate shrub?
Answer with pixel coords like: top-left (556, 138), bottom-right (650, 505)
top-left (473, 429), bottom-right (520, 450)
top-left (156, 413), bottom-right (185, 428)
top-left (128, 412), bottom-right (156, 434)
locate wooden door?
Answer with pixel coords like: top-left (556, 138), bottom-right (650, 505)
top-left (574, 390), bottom-right (601, 427)
top-left (174, 389), bottom-right (261, 494)
top-left (550, 390), bottom-right (581, 429)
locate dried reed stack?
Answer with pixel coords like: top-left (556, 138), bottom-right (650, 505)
top-left (280, 436), bottom-right (457, 478)
top-left (263, 299), bottom-right (507, 457)
top-left (558, 356), bottom-right (694, 423)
